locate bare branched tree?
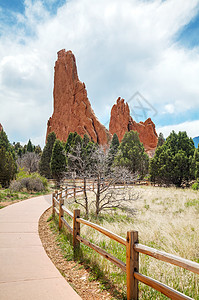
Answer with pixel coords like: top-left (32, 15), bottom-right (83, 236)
top-left (67, 143), bottom-right (96, 217)
top-left (17, 152), bottom-right (40, 174)
top-left (89, 146), bottom-right (138, 216)
top-left (67, 143), bottom-right (138, 216)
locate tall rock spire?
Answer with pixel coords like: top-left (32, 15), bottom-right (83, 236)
top-left (46, 49), bottom-right (111, 145)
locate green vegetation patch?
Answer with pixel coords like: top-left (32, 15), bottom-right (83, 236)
top-left (185, 198), bottom-right (199, 207)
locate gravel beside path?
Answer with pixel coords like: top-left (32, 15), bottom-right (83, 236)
top-left (39, 208), bottom-right (113, 300)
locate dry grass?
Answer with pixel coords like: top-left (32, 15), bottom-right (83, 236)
top-left (62, 185), bottom-right (199, 299)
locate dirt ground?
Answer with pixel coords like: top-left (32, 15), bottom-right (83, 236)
top-left (38, 208), bottom-right (115, 300)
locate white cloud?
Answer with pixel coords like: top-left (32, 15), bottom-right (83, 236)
top-left (164, 104), bottom-right (175, 114)
top-left (157, 119), bottom-right (199, 138)
top-left (0, 0), bottom-right (199, 146)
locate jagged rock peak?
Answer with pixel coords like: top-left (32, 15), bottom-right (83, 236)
top-left (46, 49), bottom-right (111, 145)
top-left (109, 97), bottom-right (158, 150)
top-left (109, 97), bottom-right (132, 142)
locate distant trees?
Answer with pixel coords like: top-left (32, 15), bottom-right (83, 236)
top-left (39, 132), bottom-right (56, 178)
top-left (0, 130), bottom-right (17, 187)
top-left (106, 133), bottom-right (120, 173)
top-left (191, 147), bottom-right (199, 180)
top-left (17, 152), bottom-right (40, 174)
top-left (13, 140), bottom-right (42, 158)
top-left (13, 142), bottom-right (23, 157)
top-left (114, 131), bottom-right (149, 178)
top-left (149, 131), bottom-right (195, 186)
top-left (157, 132), bottom-right (165, 148)
top-left (27, 139), bottom-right (34, 152)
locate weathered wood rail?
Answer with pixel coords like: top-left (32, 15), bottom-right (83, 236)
top-left (52, 181), bottom-right (198, 300)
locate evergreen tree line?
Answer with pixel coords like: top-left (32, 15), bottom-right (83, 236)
top-left (150, 131), bottom-right (199, 186)
top-left (39, 130), bottom-right (199, 188)
top-left (0, 132), bottom-right (42, 187)
top-left (0, 128), bottom-right (198, 188)
top-left (13, 139), bottom-right (42, 157)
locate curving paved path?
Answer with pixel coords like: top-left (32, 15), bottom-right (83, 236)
top-left (0, 195), bottom-right (81, 300)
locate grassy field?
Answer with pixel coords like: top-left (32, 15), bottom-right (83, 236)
top-left (53, 185), bottom-right (199, 299)
top-left (0, 186), bottom-right (53, 208)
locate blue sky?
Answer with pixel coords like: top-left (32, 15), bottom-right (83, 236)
top-left (0, 0), bottom-right (199, 147)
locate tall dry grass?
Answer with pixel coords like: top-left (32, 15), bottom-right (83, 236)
top-left (64, 185), bottom-right (199, 299)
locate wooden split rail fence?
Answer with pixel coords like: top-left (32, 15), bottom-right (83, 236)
top-left (52, 183), bottom-right (199, 300)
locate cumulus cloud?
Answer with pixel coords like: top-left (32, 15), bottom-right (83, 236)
top-left (0, 0), bottom-right (199, 147)
top-left (157, 119), bottom-right (199, 138)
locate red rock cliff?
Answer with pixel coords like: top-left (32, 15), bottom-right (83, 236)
top-left (46, 49), bottom-right (111, 145)
top-left (109, 97), bottom-right (158, 150)
top-left (0, 123), bottom-right (3, 132)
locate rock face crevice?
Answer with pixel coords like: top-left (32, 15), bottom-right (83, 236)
top-left (109, 97), bottom-right (158, 150)
top-left (46, 49), bottom-right (111, 145)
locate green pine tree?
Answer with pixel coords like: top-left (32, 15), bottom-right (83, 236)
top-left (39, 132), bottom-right (56, 178)
top-left (0, 130), bottom-right (17, 187)
top-left (150, 131), bottom-right (195, 186)
top-left (27, 139), bottom-right (33, 152)
top-left (65, 132), bottom-right (78, 153)
top-left (50, 140), bottom-right (67, 186)
top-left (191, 148), bottom-right (199, 180)
top-left (107, 133), bottom-right (120, 173)
top-left (114, 131), bottom-right (149, 177)
top-left (35, 145), bottom-right (42, 155)
top-left (157, 132), bottom-right (165, 147)
top-left (0, 130), bottom-right (12, 151)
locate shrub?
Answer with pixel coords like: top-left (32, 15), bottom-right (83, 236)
top-left (16, 168), bottom-right (29, 179)
top-left (31, 173), bottom-right (48, 189)
top-left (9, 172), bottom-right (47, 192)
top-left (17, 170), bottom-right (48, 189)
top-left (9, 181), bottom-right (22, 192)
top-left (27, 178), bottom-right (44, 192)
top-left (192, 182), bottom-right (199, 191)
top-left (20, 177), bottom-right (30, 190)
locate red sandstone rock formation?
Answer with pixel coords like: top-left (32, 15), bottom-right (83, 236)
top-left (46, 49), bottom-right (111, 145)
top-left (0, 123), bottom-right (3, 132)
top-left (109, 97), bottom-right (158, 150)
top-left (46, 49), bottom-right (158, 152)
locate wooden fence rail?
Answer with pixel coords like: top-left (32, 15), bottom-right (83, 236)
top-left (52, 182), bottom-right (198, 300)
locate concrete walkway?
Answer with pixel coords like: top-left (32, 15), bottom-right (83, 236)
top-left (0, 195), bottom-right (81, 300)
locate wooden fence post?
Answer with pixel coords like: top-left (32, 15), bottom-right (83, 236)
top-left (73, 209), bottom-right (80, 252)
top-left (74, 185), bottom-right (76, 198)
top-left (59, 198), bottom-right (64, 230)
top-left (126, 231), bottom-right (139, 300)
top-left (58, 188), bottom-right (62, 201)
top-left (65, 186), bottom-right (68, 199)
top-left (52, 192), bottom-right (55, 217)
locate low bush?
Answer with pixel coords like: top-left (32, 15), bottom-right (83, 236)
top-left (27, 178), bottom-right (44, 192)
top-left (192, 182), bottom-right (199, 191)
top-left (9, 171), bottom-right (47, 192)
top-left (9, 181), bottom-right (22, 192)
